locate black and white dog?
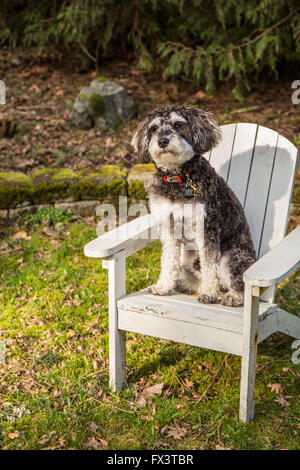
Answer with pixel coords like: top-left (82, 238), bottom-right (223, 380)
top-left (131, 105), bottom-right (256, 307)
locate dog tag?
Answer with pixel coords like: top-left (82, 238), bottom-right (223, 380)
top-left (184, 185), bottom-right (196, 197)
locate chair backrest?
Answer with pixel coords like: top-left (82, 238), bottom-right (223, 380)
top-left (204, 123), bottom-right (299, 302)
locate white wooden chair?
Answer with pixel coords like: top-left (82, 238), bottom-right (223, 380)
top-left (84, 123), bottom-right (300, 422)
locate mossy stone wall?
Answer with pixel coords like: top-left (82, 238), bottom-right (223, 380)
top-left (0, 164), bottom-right (155, 219)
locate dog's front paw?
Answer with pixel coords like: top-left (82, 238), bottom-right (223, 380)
top-left (221, 291), bottom-right (244, 307)
top-left (175, 279), bottom-right (198, 295)
top-left (149, 283), bottom-right (174, 296)
top-left (198, 293), bottom-right (218, 304)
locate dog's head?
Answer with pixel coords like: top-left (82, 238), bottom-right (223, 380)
top-left (131, 105), bottom-right (221, 171)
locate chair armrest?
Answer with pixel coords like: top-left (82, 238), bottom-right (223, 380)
top-left (243, 226), bottom-right (300, 287)
top-left (84, 214), bottom-right (158, 258)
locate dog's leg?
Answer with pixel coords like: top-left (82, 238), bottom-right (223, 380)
top-left (191, 208), bottom-right (220, 304)
top-left (175, 247), bottom-right (200, 294)
top-left (197, 245), bottom-right (220, 303)
top-left (150, 236), bottom-right (180, 296)
top-left (218, 249), bottom-right (256, 307)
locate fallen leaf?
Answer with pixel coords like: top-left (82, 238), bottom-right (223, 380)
top-left (274, 396), bottom-right (290, 407)
top-left (184, 379), bottom-right (194, 388)
top-left (8, 431), bottom-right (20, 439)
top-left (85, 436), bottom-right (107, 449)
top-left (11, 231), bottom-right (31, 241)
top-left (43, 226), bottom-right (56, 237)
top-left (135, 396), bottom-right (147, 408)
top-left (192, 90), bottom-right (207, 102)
top-left (90, 422), bottom-right (98, 433)
top-left (267, 383), bottom-right (282, 394)
top-left (143, 383), bottom-right (163, 399)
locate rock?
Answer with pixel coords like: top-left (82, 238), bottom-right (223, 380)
top-left (75, 165), bottom-right (127, 200)
top-left (127, 164), bottom-right (156, 199)
top-left (8, 204), bottom-right (51, 219)
top-left (32, 168), bottom-right (79, 204)
top-left (55, 200), bottom-right (100, 217)
top-left (70, 77), bottom-right (136, 130)
top-left (10, 56), bottom-right (20, 67)
top-left (0, 171), bottom-right (33, 209)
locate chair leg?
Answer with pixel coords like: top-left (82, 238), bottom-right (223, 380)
top-left (276, 309), bottom-right (300, 339)
top-left (239, 284), bottom-right (259, 422)
top-left (107, 253), bottom-right (126, 391)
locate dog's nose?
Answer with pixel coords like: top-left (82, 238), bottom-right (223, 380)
top-left (158, 137), bottom-right (169, 148)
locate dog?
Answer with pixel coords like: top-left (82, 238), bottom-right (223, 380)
top-left (131, 105), bottom-right (256, 307)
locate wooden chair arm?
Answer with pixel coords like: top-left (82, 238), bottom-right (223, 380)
top-left (84, 214), bottom-right (158, 259)
top-left (243, 226), bottom-right (300, 287)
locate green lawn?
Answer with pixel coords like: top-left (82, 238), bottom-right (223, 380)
top-left (0, 209), bottom-right (299, 450)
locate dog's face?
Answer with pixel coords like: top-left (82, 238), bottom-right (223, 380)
top-left (131, 106), bottom-right (221, 171)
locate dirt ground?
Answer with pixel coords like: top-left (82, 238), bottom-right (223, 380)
top-left (1, 47), bottom-right (300, 174)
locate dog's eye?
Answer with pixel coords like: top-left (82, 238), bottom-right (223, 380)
top-left (149, 125), bottom-right (158, 133)
top-left (174, 122), bottom-right (183, 129)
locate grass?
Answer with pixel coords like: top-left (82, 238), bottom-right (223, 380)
top-left (0, 210), bottom-right (299, 450)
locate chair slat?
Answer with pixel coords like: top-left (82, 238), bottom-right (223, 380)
top-left (259, 134), bottom-right (298, 258)
top-left (243, 126), bottom-right (278, 255)
top-left (209, 123), bottom-right (236, 180)
top-left (227, 123), bottom-right (258, 205)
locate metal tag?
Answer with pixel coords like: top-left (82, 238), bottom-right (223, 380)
top-left (184, 185), bottom-right (195, 197)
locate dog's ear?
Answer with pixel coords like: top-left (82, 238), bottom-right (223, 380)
top-left (131, 118), bottom-right (151, 162)
top-left (187, 108), bottom-right (221, 154)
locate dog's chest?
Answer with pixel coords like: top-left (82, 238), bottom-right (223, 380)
top-left (150, 194), bottom-right (206, 245)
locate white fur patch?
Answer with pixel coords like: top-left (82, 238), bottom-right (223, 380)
top-left (150, 195), bottom-right (205, 247)
top-left (170, 111), bottom-right (187, 124)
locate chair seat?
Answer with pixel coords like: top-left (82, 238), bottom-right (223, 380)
top-left (117, 288), bottom-right (278, 356)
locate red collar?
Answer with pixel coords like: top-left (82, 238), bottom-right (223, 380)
top-left (162, 168), bottom-right (193, 184)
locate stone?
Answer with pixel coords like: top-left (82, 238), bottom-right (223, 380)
top-left (127, 164), bottom-right (156, 199)
top-left (54, 200), bottom-right (101, 217)
top-left (70, 78), bottom-right (136, 130)
top-left (74, 165), bottom-right (127, 200)
top-left (0, 171), bottom-right (33, 209)
top-left (8, 204), bottom-right (51, 219)
top-left (31, 168), bottom-right (79, 204)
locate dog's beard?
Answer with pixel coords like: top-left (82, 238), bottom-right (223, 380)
top-left (149, 134), bottom-right (194, 171)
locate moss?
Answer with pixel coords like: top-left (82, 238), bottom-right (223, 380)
top-left (79, 92), bottom-right (88, 101)
top-left (89, 93), bottom-right (105, 114)
top-left (52, 169), bottom-right (77, 180)
top-left (114, 119), bottom-right (123, 128)
top-left (72, 166), bottom-right (126, 200)
top-left (96, 76), bottom-right (108, 83)
top-left (32, 169), bottom-right (79, 204)
top-left (33, 168), bottom-right (77, 180)
top-left (128, 180), bottom-right (146, 199)
top-left (0, 172), bottom-right (33, 209)
top-left (130, 163), bottom-right (156, 174)
top-left (97, 164), bottom-right (126, 178)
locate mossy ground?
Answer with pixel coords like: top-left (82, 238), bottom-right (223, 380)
top-left (0, 211), bottom-right (299, 450)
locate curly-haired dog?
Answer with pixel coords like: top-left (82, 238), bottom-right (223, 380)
top-left (131, 105), bottom-right (256, 306)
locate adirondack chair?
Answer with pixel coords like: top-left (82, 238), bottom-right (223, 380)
top-left (84, 123), bottom-right (300, 422)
